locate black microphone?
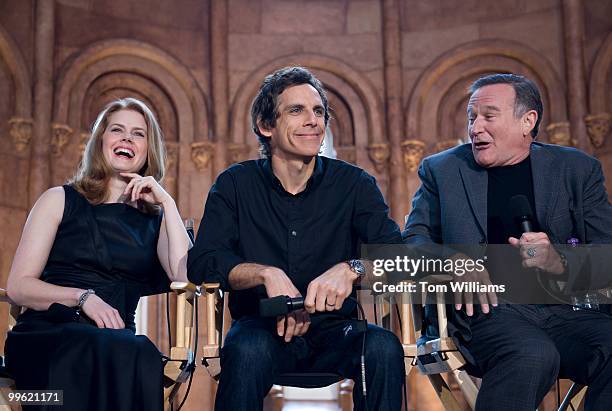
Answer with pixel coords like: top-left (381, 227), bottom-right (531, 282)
top-left (510, 195), bottom-right (534, 233)
top-left (259, 295), bottom-right (305, 317)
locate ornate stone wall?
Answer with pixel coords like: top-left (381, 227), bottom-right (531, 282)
top-left (0, 0), bottom-right (610, 409)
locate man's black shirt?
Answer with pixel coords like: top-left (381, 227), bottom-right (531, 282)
top-left (187, 156), bottom-right (402, 319)
top-left (486, 156), bottom-right (542, 301)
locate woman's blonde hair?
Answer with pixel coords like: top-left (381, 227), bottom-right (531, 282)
top-left (69, 97), bottom-right (166, 211)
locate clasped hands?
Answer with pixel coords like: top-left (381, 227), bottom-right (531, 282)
top-left (262, 262), bottom-right (358, 342)
top-left (453, 232), bottom-right (565, 316)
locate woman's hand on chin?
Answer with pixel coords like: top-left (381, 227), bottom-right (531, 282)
top-left (120, 172), bottom-right (173, 206)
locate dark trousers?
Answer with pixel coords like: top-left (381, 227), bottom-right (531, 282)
top-left (214, 315), bottom-right (405, 411)
top-left (465, 304), bottom-right (612, 411)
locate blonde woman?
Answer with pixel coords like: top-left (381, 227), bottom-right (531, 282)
top-left (5, 98), bottom-right (190, 411)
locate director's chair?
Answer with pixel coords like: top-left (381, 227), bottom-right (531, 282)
top-left (0, 282), bottom-right (200, 411)
top-left (200, 282), bottom-right (354, 411)
top-left (393, 275), bottom-right (588, 411)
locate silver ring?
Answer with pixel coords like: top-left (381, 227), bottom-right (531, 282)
top-left (527, 247), bottom-right (537, 258)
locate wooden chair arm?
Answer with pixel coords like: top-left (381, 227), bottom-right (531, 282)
top-left (200, 283), bottom-right (223, 379)
top-left (168, 282), bottom-right (201, 351)
top-left (0, 288), bottom-right (21, 330)
top-left (0, 288), bottom-right (15, 305)
top-left (201, 283), bottom-right (220, 347)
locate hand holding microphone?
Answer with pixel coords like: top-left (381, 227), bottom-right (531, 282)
top-left (508, 195), bottom-right (565, 274)
top-left (260, 267), bottom-right (310, 342)
top-left (259, 295), bottom-right (305, 317)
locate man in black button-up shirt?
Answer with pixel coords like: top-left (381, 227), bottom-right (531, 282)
top-left (188, 67), bottom-right (404, 411)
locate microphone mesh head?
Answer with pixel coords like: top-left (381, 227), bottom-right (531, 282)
top-left (510, 194), bottom-right (533, 220)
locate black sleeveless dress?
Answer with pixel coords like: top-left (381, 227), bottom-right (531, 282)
top-left (5, 185), bottom-right (169, 411)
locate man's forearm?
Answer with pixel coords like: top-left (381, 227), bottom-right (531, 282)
top-left (228, 263), bottom-right (272, 290)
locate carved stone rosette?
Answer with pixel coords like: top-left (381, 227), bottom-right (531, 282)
top-left (8, 117), bottom-right (33, 154)
top-left (191, 141), bottom-right (215, 171)
top-left (367, 143), bottom-right (390, 173)
top-left (335, 146), bottom-right (356, 164)
top-left (227, 143), bottom-right (250, 164)
top-left (400, 139), bottom-right (425, 173)
top-left (435, 139), bottom-right (460, 153)
top-left (50, 123), bottom-right (74, 157)
top-left (546, 122), bottom-right (572, 146)
top-left (585, 113), bottom-right (611, 148)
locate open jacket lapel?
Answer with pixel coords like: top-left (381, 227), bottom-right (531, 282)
top-left (531, 143), bottom-right (561, 232)
top-left (458, 150), bottom-right (488, 237)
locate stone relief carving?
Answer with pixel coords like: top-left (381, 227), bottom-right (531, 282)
top-left (165, 142), bottom-right (179, 173)
top-left (50, 123), bottom-right (74, 156)
top-left (367, 143), bottom-right (390, 173)
top-left (78, 131), bottom-right (90, 154)
top-left (400, 139), bottom-right (425, 172)
top-left (546, 122), bottom-right (572, 146)
top-left (435, 139), bottom-right (461, 153)
top-left (335, 146), bottom-right (356, 164)
top-left (227, 143), bottom-right (250, 164)
top-left (191, 141), bottom-right (215, 171)
top-left (585, 113), bottom-right (610, 148)
top-left (8, 117), bottom-right (33, 154)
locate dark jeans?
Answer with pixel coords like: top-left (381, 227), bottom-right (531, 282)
top-left (465, 304), bottom-right (612, 411)
top-left (214, 315), bottom-right (405, 411)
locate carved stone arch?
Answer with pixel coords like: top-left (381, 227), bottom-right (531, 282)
top-left (589, 31), bottom-right (612, 113)
top-left (229, 53), bottom-right (385, 174)
top-left (588, 32), bottom-right (612, 194)
top-left (53, 39), bottom-right (211, 218)
top-left (0, 23), bottom-right (31, 118)
top-left (54, 39), bottom-right (208, 143)
top-left (0, 23), bottom-right (32, 213)
top-left (81, 73), bottom-right (177, 140)
top-left (405, 40), bottom-right (567, 148)
top-left (50, 73), bottom-right (178, 187)
top-left (435, 57), bottom-right (542, 146)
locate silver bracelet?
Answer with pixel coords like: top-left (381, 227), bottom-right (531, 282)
top-left (77, 289), bottom-right (95, 311)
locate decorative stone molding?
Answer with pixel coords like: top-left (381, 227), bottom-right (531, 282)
top-left (227, 143), bottom-right (250, 164)
top-left (435, 139), bottom-right (460, 153)
top-left (585, 113), bottom-right (610, 148)
top-left (367, 143), bottom-right (390, 173)
top-left (8, 117), bottom-right (33, 153)
top-left (335, 146), bottom-right (356, 164)
top-left (191, 141), bottom-right (215, 171)
top-left (78, 131), bottom-right (90, 154)
top-left (546, 122), bottom-right (572, 146)
top-left (400, 139), bottom-right (425, 173)
top-left (50, 123), bottom-right (74, 157)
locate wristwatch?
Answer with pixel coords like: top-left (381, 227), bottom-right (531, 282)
top-left (347, 259), bottom-right (366, 278)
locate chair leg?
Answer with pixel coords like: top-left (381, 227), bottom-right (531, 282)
top-left (558, 383), bottom-right (586, 411)
top-left (427, 373), bottom-right (464, 411)
top-left (451, 369), bottom-right (478, 410)
top-left (0, 378), bottom-right (21, 411)
top-left (339, 379), bottom-right (354, 411)
top-left (263, 385), bottom-right (284, 411)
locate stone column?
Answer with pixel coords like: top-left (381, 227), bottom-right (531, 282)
top-left (561, 0), bottom-right (590, 153)
top-left (382, 0), bottom-right (407, 225)
top-left (29, 0), bottom-right (55, 206)
top-left (210, 0), bottom-right (229, 177)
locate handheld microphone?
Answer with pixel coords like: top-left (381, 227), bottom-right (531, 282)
top-left (259, 295), bottom-right (305, 317)
top-left (510, 195), bottom-right (534, 233)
